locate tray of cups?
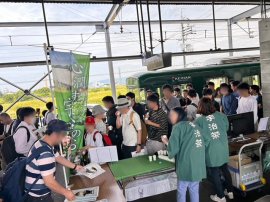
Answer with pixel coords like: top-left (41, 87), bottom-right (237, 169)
top-left (157, 150), bottom-right (175, 163)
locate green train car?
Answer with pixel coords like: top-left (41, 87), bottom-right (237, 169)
top-left (126, 62), bottom-right (261, 102)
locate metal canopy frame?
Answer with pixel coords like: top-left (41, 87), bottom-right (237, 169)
top-left (0, 72), bottom-right (51, 112)
top-left (0, 1), bottom-right (267, 109)
top-left (104, 3), bottom-right (130, 100)
top-left (1, 0), bottom-right (270, 5)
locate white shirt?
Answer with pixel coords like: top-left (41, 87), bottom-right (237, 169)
top-left (85, 129), bottom-right (104, 147)
top-left (120, 108), bottom-right (142, 146)
top-left (45, 111), bottom-right (57, 125)
top-left (195, 93), bottom-right (200, 104)
top-left (95, 120), bottom-right (107, 134)
top-left (237, 96), bottom-right (258, 124)
top-left (13, 121), bottom-right (38, 156)
top-left (186, 100), bottom-right (198, 122)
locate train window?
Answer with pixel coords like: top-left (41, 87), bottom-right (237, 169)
top-left (242, 75), bottom-right (260, 86)
top-left (207, 77), bottom-right (228, 87)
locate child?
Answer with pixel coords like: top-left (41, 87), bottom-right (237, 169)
top-left (92, 105), bottom-right (107, 134)
top-left (84, 116), bottom-right (104, 148)
top-left (162, 107), bottom-right (206, 202)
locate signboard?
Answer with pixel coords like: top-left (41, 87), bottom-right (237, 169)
top-left (50, 51), bottom-right (90, 153)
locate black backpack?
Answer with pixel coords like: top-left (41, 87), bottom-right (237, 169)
top-left (1, 126), bottom-right (31, 166)
top-left (1, 146), bottom-right (48, 202)
top-left (3, 121), bottom-right (15, 138)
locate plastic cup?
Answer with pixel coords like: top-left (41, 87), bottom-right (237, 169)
top-left (149, 156), bottom-right (153, 162)
top-left (108, 126), bottom-right (113, 131)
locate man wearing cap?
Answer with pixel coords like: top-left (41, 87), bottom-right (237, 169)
top-left (25, 120), bottom-right (84, 202)
top-left (116, 98), bottom-right (142, 159)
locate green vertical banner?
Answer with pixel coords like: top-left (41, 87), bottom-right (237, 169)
top-left (50, 51), bottom-right (90, 153)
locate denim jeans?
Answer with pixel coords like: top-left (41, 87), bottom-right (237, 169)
top-left (177, 180), bottom-right (200, 202)
top-left (208, 163), bottom-right (233, 198)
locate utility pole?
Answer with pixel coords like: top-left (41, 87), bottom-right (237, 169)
top-left (181, 9), bottom-right (187, 68)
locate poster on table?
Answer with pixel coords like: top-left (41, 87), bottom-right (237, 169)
top-left (50, 50), bottom-right (90, 154)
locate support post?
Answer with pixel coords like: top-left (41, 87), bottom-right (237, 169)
top-left (259, 19), bottom-right (270, 117)
top-left (105, 28), bottom-right (117, 101)
top-left (227, 20), bottom-right (233, 56)
top-left (212, 0), bottom-right (217, 50)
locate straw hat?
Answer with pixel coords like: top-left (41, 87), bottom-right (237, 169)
top-left (92, 105), bottom-right (106, 116)
top-left (116, 98), bottom-right (131, 109)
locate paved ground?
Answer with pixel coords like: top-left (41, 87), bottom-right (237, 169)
top-left (136, 178), bottom-right (270, 202)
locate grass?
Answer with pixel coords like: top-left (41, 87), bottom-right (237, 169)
top-left (1, 85), bottom-right (128, 118)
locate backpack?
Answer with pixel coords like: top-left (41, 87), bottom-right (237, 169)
top-left (1, 126), bottom-right (31, 166)
top-left (0, 146), bottom-right (48, 202)
top-left (130, 111), bottom-right (148, 145)
top-left (93, 131), bottom-right (113, 146)
top-left (191, 103), bottom-right (198, 108)
top-left (3, 121), bottom-right (14, 138)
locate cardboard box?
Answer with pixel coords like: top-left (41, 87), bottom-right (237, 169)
top-left (228, 154), bottom-right (252, 169)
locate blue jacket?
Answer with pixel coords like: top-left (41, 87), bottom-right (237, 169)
top-left (221, 93), bottom-right (238, 115)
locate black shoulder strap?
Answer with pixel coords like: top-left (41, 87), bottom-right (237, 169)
top-left (27, 146), bottom-right (50, 163)
top-left (191, 103), bottom-right (198, 108)
top-left (7, 121), bottom-right (14, 136)
top-left (15, 126), bottom-right (31, 142)
top-left (93, 131), bottom-right (100, 142)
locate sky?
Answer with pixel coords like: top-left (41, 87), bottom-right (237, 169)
top-left (0, 3), bottom-right (263, 92)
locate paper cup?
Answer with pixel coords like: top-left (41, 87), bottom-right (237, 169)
top-left (149, 156), bottom-right (153, 162)
top-left (153, 155), bottom-right (157, 161)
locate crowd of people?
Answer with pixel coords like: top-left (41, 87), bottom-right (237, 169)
top-left (0, 80), bottom-right (263, 202)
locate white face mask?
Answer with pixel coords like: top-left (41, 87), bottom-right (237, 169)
top-left (31, 117), bottom-right (36, 125)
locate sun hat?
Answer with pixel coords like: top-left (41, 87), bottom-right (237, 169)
top-left (116, 98), bottom-right (131, 109)
top-left (92, 105), bottom-right (106, 116)
top-left (85, 116), bottom-right (95, 125)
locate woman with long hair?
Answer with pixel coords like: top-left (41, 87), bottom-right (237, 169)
top-left (162, 107), bottom-right (206, 202)
top-left (196, 97), bottom-right (233, 202)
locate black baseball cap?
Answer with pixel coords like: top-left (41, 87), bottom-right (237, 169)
top-left (47, 120), bottom-right (69, 133)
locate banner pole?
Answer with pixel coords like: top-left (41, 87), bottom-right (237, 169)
top-left (43, 44), bottom-right (68, 188)
top-left (43, 43), bottom-right (55, 105)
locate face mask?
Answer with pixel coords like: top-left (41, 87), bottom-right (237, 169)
top-left (31, 117), bottom-right (36, 125)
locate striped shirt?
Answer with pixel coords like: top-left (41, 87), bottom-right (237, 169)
top-left (25, 140), bottom-right (58, 197)
top-left (148, 108), bottom-right (168, 141)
